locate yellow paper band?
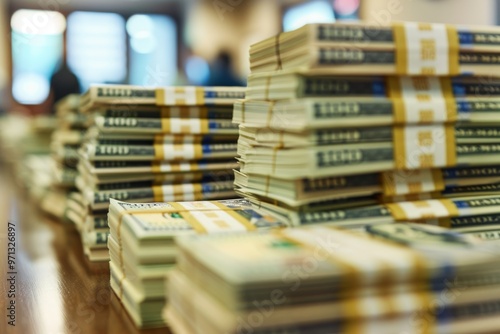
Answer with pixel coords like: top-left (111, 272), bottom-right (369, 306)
top-left (393, 124), bottom-right (456, 170)
top-left (386, 198), bottom-right (458, 221)
top-left (393, 22), bottom-right (459, 76)
top-left (387, 77), bottom-right (457, 124)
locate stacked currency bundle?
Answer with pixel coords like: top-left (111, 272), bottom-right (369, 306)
top-left (107, 198), bottom-right (286, 327)
top-left (75, 84), bottom-right (245, 261)
top-left (166, 223), bottom-right (500, 334)
top-left (44, 94), bottom-right (90, 225)
top-left (51, 94), bottom-right (84, 188)
top-left (235, 22), bottom-right (500, 237)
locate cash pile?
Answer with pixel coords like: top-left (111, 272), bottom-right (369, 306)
top-left (234, 22), bottom-right (500, 238)
top-left (0, 114), bottom-right (64, 212)
top-left (75, 84), bottom-right (245, 261)
top-left (107, 198), bottom-right (285, 327)
top-left (44, 94), bottom-right (90, 224)
top-left (166, 223), bottom-right (500, 334)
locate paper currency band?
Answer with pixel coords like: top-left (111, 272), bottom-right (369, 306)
top-left (393, 22), bottom-right (459, 75)
top-left (264, 75), bottom-right (273, 101)
top-left (387, 77), bottom-right (457, 124)
top-left (381, 169), bottom-right (445, 196)
top-left (152, 184), bottom-right (204, 202)
top-left (386, 198), bottom-right (459, 221)
top-left (266, 100), bottom-right (276, 128)
top-left (393, 124), bottom-right (457, 170)
top-left (151, 161), bottom-right (198, 173)
top-left (156, 87), bottom-right (205, 106)
top-left (160, 118), bottom-right (208, 134)
top-left (153, 134), bottom-right (206, 144)
top-left (153, 143), bottom-right (203, 161)
top-left (274, 33), bottom-right (283, 71)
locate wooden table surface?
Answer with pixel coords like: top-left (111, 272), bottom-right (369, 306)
top-left (0, 162), bottom-right (170, 334)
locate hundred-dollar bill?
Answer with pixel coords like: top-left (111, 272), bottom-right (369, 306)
top-left (76, 170), bottom-right (222, 189)
top-left (241, 192), bottom-right (500, 228)
top-left (79, 142), bottom-right (237, 161)
top-left (78, 158), bottom-right (238, 176)
top-left (238, 125), bottom-right (500, 148)
top-left (83, 230), bottom-right (109, 249)
top-left (84, 126), bottom-right (238, 143)
top-left (94, 116), bottom-right (238, 135)
top-left (53, 166), bottom-right (79, 187)
top-left (463, 228), bottom-right (500, 240)
top-left (80, 84), bottom-right (157, 112)
top-left (90, 105), bottom-right (233, 119)
top-left (246, 73), bottom-right (500, 100)
top-left (239, 142), bottom-right (500, 178)
top-left (233, 97), bottom-right (500, 130)
top-left (250, 22), bottom-right (500, 75)
top-left (82, 85), bottom-right (245, 113)
top-left (53, 146), bottom-right (80, 167)
top-left (85, 180), bottom-right (237, 210)
top-left (234, 167), bottom-right (500, 206)
top-left (92, 136), bottom-right (238, 147)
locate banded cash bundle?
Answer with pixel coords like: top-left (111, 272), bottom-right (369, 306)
top-left (250, 22), bottom-right (500, 76)
top-left (234, 166), bottom-right (500, 207)
top-left (74, 84), bottom-right (245, 261)
top-left (236, 21), bottom-right (500, 239)
top-left (48, 95), bottom-right (87, 225)
top-left (240, 193), bottom-right (500, 235)
top-left (107, 199), bottom-right (286, 327)
top-left (166, 223), bottom-right (500, 334)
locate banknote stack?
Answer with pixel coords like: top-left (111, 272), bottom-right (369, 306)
top-left (75, 84), bottom-right (245, 261)
top-left (51, 94), bottom-right (84, 189)
top-left (234, 22), bottom-right (500, 238)
top-left (107, 198), bottom-right (286, 327)
top-left (166, 223), bottom-right (500, 334)
top-left (0, 114), bottom-right (63, 212)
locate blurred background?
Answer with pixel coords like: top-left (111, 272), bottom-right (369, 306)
top-left (0, 0), bottom-right (499, 115)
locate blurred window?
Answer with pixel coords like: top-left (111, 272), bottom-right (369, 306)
top-left (127, 14), bottom-right (177, 86)
top-left (283, 1), bottom-right (335, 32)
top-left (67, 11), bottom-right (126, 91)
top-left (11, 9), bottom-right (66, 104)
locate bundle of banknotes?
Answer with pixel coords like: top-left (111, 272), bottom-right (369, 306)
top-left (107, 198), bottom-right (286, 327)
top-left (71, 84), bottom-right (244, 261)
top-left (166, 223), bottom-right (500, 334)
top-left (234, 21), bottom-right (500, 240)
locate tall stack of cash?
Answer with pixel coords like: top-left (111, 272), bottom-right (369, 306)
top-left (75, 84), bottom-right (245, 261)
top-left (107, 198), bottom-right (286, 327)
top-left (44, 94), bottom-right (90, 224)
top-left (166, 223), bottom-right (500, 334)
top-left (234, 22), bottom-right (500, 238)
top-left (52, 94), bottom-right (85, 188)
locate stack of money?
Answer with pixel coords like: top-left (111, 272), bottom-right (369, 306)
top-left (51, 94), bottom-right (85, 189)
top-left (44, 94), bottom-right (90, 225)
top-left (166, 223), bottom-right (500, 334)
top-left (107, 198), bottom-right (286, 327)
top-left (0, 114), bottom-right (60, 202)
top-left (234, 22), bottom-right (500, 237)
top-left (75, 84), bottom-right (245, 261)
